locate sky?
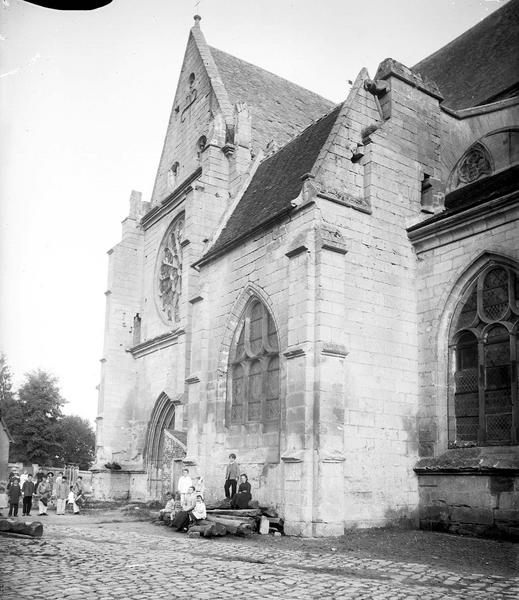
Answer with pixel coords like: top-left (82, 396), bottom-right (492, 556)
top-left (0, 0), bottom-right (507, 424)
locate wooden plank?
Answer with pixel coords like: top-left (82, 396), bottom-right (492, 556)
top-left (206, 508), bottom-right (262, 517)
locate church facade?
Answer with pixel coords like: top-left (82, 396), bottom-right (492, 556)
top-left (94, 2), bottom-right (519, 538)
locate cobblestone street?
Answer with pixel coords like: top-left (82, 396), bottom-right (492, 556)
top-left (1, 513), bottom-right (518, 600)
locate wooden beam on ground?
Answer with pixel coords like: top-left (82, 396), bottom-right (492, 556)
top-left (0, 519), bottom-right (43, 538)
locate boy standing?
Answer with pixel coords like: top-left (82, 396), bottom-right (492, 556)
top-left (22, 474), bottom-right (35, 516)
top-left (177, 468), bottom-right (193, 504)
top-left (224, 453), bottom-right (240, 499)
top-left (8, 477), bottom-right (21, 517)
top-left (56, 476), bottom-right (69, 515)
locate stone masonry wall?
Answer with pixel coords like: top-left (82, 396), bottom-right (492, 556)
top-left (97, 210), bottom-right (145, 466)
top-left (189, 205), bottom-right (318, 526)
top-left (418, 473), bottom-right (519, 540)
top-left (151, 31), bottom-right (219, 205)
top-left (410, 103), bottom-right (519, 539)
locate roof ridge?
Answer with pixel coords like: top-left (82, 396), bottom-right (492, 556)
top-left (208, 44), bottom-right (334, 105)
top-left (257, 103), bottom-right (342, 166)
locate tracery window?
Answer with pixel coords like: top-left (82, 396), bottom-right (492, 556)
top-left (449, 265), bottom-right (519, 446)
top-left (156, 214), bottom-right (184, 323)
top-left (229, 300), bottom-right (280, 425)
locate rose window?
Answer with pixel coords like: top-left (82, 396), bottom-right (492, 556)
top-left (157, 215), bottom-right (184, 323)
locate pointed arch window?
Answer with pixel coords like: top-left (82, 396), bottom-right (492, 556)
top-left (229, 300), bottom-right (280, 425)
top-left (449, 265), bottom-right (519, 446)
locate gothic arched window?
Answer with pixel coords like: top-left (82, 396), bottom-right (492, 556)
top-left (229, 300), bottom-right (280, 425)
top-left (449, 264), bottom-right (519, 446)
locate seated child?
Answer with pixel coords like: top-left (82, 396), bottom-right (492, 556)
top-left (189, 494), bottom-right (206, 525)
top-left (167, 493), bottom-right (183, 526)
top-left (159, 492), bottom-right (174, 521)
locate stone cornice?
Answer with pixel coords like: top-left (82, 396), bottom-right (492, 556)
top-left (283, 346), bottom-right (307, 359)
top-left (285, 244), bottom-right (309, 259)
top-left (321, 343), bottom-right (348, 358)
top-left (316, 191), bottom-right (372, 215)
top-left (415, 467), bottom-right (519, 476)
top-left (128, 328), bottom-right (185, 358)
top-left (407, 191), bottom-right (519, 253)
top-left (141, 168), bottom-right (202, 230)
top-left (441, 95), bottom-right (519, 120)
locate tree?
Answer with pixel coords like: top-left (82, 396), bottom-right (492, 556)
top-left (54, 415), bottom-right (95, 470)
top-left (1, 364), bottom-right (95, 468)
top-left (6, 369), bottom-right (65, 464)
top-left (0, 354), bottom-right (22, 456)
top-left (0, 353), bottom-right (14, 407)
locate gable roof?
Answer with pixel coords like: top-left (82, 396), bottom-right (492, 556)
top-left (413, 0), bottom-right (519, 110)
top-left (204, 104), bottom-right (342, 260)
top-left (209, 46), bottom-right (335, 153)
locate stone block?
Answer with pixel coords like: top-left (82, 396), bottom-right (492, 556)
top-left (498, 492), bottom-right (519, 511)
top-left (450, 507), bottom-right (493, 525)
top-left (259, 516), bottom-right (270, 535)
top-left (494, 509), bottom-right (519, 524)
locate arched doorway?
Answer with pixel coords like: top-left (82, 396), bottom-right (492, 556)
top-left (143, 392), bottom-right (186, 500)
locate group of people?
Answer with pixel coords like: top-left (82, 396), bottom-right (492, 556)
top-left (0, 469), bottom-right (85, 518)
top-left (160, 453), bottom-right (253, 532)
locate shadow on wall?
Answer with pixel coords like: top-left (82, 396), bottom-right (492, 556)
top-left (383, 506), bottom-right (419, 530)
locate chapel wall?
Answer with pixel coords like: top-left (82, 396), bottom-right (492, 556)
top-left (189, 206), bottom-right (318, 515)
top-left (317, 182), bottom-right (420, 527)
top-left (307, 72), bottom-right (447, 528)
top-left (413, 214), bottom-right (519, 457)
top-left (412, 212), bottom-right (519, 539)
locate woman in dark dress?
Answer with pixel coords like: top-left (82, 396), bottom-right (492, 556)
top-left (231, 474), bottom-right (252, 509)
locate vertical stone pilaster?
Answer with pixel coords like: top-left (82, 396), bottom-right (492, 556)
top-left (313, 231), bottom-right (349, 536)
top-left (282, 239), bottom-right (316, 536)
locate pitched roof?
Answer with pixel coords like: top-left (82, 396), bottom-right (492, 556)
top-left (209, 46), bottom-right (335, 153)
top-left (205, 104), bottom-right (342, 259)
top-left (413, 0), bottom-right (519, 110)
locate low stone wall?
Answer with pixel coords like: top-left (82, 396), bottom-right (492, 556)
top-left (416, 469), bottom-right (519, 540)
top-left (91, 470), bottom-right (148, 501)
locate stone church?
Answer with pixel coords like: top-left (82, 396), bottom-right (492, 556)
top-left (94, 1), bottom-right (519, 537)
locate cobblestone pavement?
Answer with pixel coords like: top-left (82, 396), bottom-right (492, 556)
top-left (1, 515), bottom-right (518, 600)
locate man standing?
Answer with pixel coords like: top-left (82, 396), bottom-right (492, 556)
top-left (22, 474), bottom-right (35, 516)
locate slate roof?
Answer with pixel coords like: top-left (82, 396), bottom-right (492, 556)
top-left (209, 46), bottom-right (335, 153)
top-left (413, 0), bottom-right (519, 110)
top-left (205, 104), bottom-right (342, 260)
